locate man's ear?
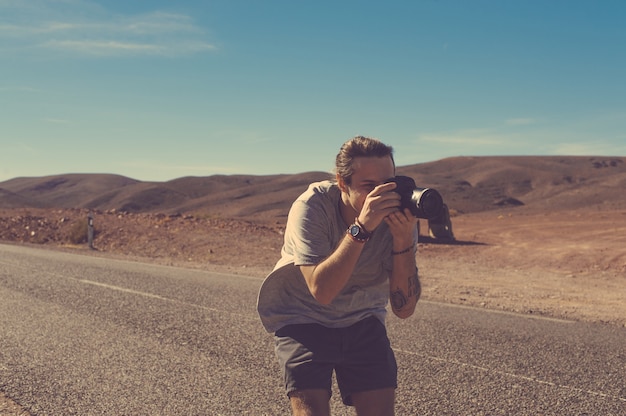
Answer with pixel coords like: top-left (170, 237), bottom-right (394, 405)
top-left (336, 173), bottom-right (348, 193)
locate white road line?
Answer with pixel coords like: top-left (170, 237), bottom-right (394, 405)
top-left (394, 348), bottom-right (626, 403)
top-left (420, 300), bottom-right (576, 324)
top-left (77, 278), bottom-right (256, 321)
top-left (79, 279), bottom-right (171, 301)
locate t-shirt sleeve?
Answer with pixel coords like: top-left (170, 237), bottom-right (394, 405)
top-left (285, 198), bottom-right (335, 266)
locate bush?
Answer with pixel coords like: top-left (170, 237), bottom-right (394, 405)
top-left (68, 219), bottom-right (89, 244)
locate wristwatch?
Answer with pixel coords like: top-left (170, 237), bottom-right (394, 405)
top-left (347, 221), bottom-right (371, 243)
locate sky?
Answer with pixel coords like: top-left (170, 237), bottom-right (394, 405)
top-left (1, 0), bottom-right (625, 182)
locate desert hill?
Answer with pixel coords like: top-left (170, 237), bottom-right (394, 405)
top-left (398, 156), bottom-right (626, 214)
top-left (0, 155), bottom-right (625, 327)
top-left (1, 156), bottom-right (625, 221)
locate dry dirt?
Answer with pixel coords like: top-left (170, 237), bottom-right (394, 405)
top-left (1, 207), bottom-right (626, 415)
top-left (1, 207), bottom-right (625, 327)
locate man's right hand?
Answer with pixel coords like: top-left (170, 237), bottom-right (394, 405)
top-left (357, 182), bottom-right (402, 233)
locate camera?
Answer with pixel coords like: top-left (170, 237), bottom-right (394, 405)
top-left (386, 175), bottom-right (444, 219)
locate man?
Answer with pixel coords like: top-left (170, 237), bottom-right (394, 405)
top-left (257, 136), bottom-right (420, 415)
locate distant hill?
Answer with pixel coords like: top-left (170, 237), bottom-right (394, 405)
top-left (1, 156), bottom-right (625, 222)
top-left (397, 156), bottom-right (626, 214)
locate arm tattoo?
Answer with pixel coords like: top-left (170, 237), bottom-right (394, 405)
top-left (408, 272), bottom-right (421, 298)
top-left (391, 289), bottom-right (408, 310)
top-left (391, 272), bottom-right (420, 311)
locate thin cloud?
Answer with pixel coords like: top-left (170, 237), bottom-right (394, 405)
top-left (418, 129), bottom-right (507, 146)
top-left (214, 129), bottom-right (275, 145)
top-left (43, 39), bottom-right (162, 55)
top-left (0, 85), bottom-right (42, 92)
top-left (168, 164), bottom-right (245, 174)
top-left (42, 117), bottom-right (71, 124)
top-left (414, 117), bottom-right (626, 162)
top-left (0, 1), bottom-right (217, 57)
top-left (407, 126), bottom-right (541, 163)
top-left (506, 118), bottom-right (535, 126)
top-left (43, 39), bottom-right (216, 57)
top-left (550, 141), bottom-right (626, 156)
top-left (120, 12), bottom-right (205, 35)
top-left (120, 161), bottom-right (245, 177)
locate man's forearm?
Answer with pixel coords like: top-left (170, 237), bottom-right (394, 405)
top-left (301, 234), bottom-right (365, 305)
top-left (389, 249), bottom-right (420, 318)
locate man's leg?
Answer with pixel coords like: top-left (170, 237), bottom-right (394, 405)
top-left (289, 389), bottom-right (331, 416)
top-left (336, 317), bottom-right (397, 410)
top-left (351, 387), bottom-right (395, 416)
top-left (275, 323), bottom-right (338, 415)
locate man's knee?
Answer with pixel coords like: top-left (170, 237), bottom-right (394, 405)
top-left (289, 389), bottom-right (331, 416)
top-left (351, 387), bottom-right (395, 416)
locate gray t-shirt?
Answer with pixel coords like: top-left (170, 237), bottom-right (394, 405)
top-left (257, 180), bottom-right (408, 333)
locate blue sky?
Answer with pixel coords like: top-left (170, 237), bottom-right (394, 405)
top-left (1, 0), bottom-right (625, 182)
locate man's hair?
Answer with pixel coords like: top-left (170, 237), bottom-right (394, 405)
top-left (335, 136), bottom-right (395, 185)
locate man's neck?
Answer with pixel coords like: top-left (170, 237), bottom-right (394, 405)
top-left (339, 192), bottom-right (357, 226)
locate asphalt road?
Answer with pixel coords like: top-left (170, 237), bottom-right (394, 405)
top-left (1, 243), bottom-right (624, 415)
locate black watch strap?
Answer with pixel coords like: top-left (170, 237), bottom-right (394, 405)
top-left (347, 222), bottom-right (370, 243)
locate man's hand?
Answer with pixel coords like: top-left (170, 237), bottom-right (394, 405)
top-left (384, 207), bottom-right (418, 247)
top-left (357, 182), bottom-right (402, 233)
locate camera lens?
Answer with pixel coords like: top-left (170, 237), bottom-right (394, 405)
top-left (414, 188), bottom-right (443, 219)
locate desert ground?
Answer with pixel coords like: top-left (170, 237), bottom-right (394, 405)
top-left (2, 156), bottom-right (626, 414)
top-left (1, 206), bottom-right (624, 327)
top-left (2, 207), bottom-right (623, 415)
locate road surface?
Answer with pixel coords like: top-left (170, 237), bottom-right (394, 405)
top-left (1, 243), bottom-right (624, 415)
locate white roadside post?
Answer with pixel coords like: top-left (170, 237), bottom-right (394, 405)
top-left (88, 212), bottom-right (94, 249)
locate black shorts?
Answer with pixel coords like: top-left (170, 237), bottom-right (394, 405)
top-left (274, 316), bottom-right (397, 406)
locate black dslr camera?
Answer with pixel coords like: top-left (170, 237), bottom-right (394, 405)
top-left (386, 175), bottom-right (444, 219)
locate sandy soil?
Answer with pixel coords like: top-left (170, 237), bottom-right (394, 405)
top-left (418, 209), bottom-right (626, 326)
top-left (1, 207), bottom-right (624, 327)
top-left (1, 207), bottom-right (625, 414)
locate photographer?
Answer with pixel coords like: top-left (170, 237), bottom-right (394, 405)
top-left (257, 136), bottom-right (420, 415)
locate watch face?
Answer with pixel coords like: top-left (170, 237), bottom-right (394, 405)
top-left (350, 224), bottom-right (360, 237)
